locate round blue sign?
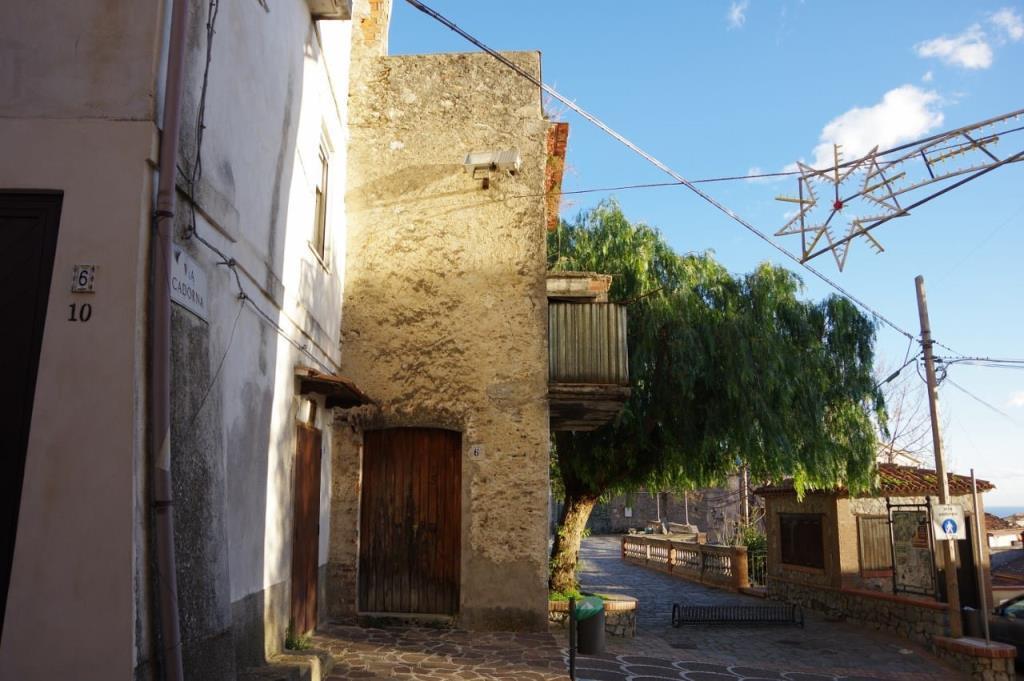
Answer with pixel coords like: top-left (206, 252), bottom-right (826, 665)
top-left (942, 518), bottom-right (958, 535)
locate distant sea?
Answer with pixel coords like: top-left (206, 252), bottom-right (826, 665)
top-left (987, 505), bottom-right (1024, 518)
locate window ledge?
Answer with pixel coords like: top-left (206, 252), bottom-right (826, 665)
top-left (780, 563), bottom-right (826, 575)
top-left (860, 569), bottom-right (894, 578)
top-left (307, 241), bottom-right (330, 272)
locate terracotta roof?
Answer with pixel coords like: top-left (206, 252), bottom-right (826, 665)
top-left (295, 366), bottom-right (375, 409)
top-left (754, 463), bottom-right (994, 498)
top-left (544, 122), bottom-right (569, 231)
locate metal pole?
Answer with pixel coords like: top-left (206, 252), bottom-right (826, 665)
top-left (655, 490), bottom-right (661, 522)
top-left (151, 0), bottom-right (188, 678)
top-left (915, 275), bottom-right (962, 637)
top-left (568, 597), bottom-right (576, 680)
top-left (970, 469), bottom-right (991, 644)
top-left (684, 491), bottom-right (689, 526)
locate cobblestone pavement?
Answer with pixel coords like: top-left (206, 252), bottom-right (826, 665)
top-left (571, 535), bottom-right (966, 680)
top-left (310, 536), bottom-right (969, 680)
top-left (313, 624), bottom-right (568, 680)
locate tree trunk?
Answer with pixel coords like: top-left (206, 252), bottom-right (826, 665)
top-left (548, 492), bottom-right (598, 593)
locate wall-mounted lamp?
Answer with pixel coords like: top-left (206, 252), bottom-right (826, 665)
top-left (464, 149), bottom-right (521, 189)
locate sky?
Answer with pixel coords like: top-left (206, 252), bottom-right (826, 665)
top-left (388, 1), bottom-right (1024, 507)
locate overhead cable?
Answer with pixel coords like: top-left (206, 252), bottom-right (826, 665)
top-left (941, 376), bottom-right (1021, 427)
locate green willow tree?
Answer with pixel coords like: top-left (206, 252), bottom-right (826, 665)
top-left (548, 200), bottom-right (885, 592)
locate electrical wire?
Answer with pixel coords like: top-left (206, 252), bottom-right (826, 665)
top-left (509, 124), bottom-right (1024, 201)
top-left (187, 298), bottom-right (244, 429)
top-left (937, 356), bottom-right (1024, 371)
top-left (941, 376), bottom-right (1021, 427)
top-left (403, 0), bottom-right (918, 343)
top-left (176, 0), bottom-right (339, 376)
top-left (876, 352), bottom-right (923, 389)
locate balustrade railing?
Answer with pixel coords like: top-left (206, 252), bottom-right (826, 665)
top-left (748, 548), bottom-right (768, 588)
top-left (621, 535), bottom-right (750, 591)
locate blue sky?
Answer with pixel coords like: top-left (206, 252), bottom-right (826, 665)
top-left (389, 1), bottom-right (1024, 506)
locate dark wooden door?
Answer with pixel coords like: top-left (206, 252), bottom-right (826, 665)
top-left (359, 428), bottom-right (461, 614)
top-left (0, 192), bottom-right (62, 642)
top-left (956, 523), bottom-right (979, 609)
top-left (291, 424), bottom-right (322, 634)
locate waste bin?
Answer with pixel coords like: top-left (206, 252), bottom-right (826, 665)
top-left (575, 596), bottom-right (605, 655)
top-left (962, 606), bottom-right (982, 638)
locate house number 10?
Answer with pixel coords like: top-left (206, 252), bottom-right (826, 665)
top-left (68, 303), bottom-right (93, 322)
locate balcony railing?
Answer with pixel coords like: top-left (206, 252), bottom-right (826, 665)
top-left (548, 302), bottom-right (629, 431)
top-left (548, 302), bottom-right (628, 385)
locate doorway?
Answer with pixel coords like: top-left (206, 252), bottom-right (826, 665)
top-left (290, 423), bottom-right (322, 635)
top-left (358, 428), bottom-right (461, 614)
top-left (0, 192), bottom-right (62, 641)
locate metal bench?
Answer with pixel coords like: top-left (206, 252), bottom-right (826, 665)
top-left (671, 602), bottom-right (804, 627)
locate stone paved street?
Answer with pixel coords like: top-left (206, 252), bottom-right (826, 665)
top-left (311, 535), bottom-right (975, 679)
top-left (571, 535), bottom-right (967, 680)
top-left (313, 625), bottom-right (568, 680)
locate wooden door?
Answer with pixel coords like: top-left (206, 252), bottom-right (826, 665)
top-left (359, 428), bottom-right (461, 614)
top-left (290, 424), bottom-right (322, 634)
top-left (0, 192), bottom-right (62, 642)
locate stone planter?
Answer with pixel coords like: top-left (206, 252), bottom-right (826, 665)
top-left (548, 595), bottom-right (637, 638)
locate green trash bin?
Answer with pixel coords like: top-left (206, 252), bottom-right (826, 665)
top-left (575, 596), bottom-right (605, 655)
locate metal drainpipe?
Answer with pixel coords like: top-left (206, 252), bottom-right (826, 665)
top-left (151, 0), bottom-right (188, 678)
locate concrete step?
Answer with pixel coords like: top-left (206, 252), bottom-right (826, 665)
top-left (238, 648), bottom-right (333, 681)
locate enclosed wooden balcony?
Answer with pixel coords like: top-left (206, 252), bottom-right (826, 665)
top-left (547, 272), bottom-right (630, 431)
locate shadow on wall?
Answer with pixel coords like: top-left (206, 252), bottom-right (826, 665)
top-left (149, 1), bottom-right (318, 678)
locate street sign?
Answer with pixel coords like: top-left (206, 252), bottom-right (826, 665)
top-left (932, 503), bottom-right (966, 541)
top-left (170, 246), bottom-right (209, 322)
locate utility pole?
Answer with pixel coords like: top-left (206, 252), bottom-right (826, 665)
top-left (915, 274), bottom-right (962, 638)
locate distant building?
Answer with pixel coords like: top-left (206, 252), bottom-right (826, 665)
top-left (987, 513), bottom-right (1024, 550)
top-left (585, 472), bottom-right (763, 544)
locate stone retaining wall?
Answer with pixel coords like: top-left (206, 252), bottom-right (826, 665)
top-left (768, 575), bottom-right (949, 644)
top-left (548, 597), bottom-right (637, 638)
top-left (933, 636), bottom-right (1017, 680)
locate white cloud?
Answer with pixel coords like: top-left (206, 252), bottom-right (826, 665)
top-left (915, 24), bottom-right (994, 69)
top-left (727, 0), bottom-right (749, 29)
top-left (990, 7), bottom-right (1024, 41)
top-left (808, 85), bottom-right (945, 169)
top-left (745, 166), bottom-right (784, 184)
top-left (922, 70), bottom-right (934, 82)
top-left (1008, 391), bottom-right (1024, 408)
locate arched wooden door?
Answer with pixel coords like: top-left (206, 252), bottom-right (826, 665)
top-left (359, 428), bottom-right (461, 614)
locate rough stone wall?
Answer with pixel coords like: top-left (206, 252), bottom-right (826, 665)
top-left (932, 641), bottom-right (1017, 680)
top-left (768, 578), bottom-right (950, 645)
top-left (333, 50), bottom-right (551, 630)
top-left (327, 425), bottom-right (363, 618)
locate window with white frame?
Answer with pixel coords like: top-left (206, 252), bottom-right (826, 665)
top-left (311, 138), bottom-right (330, 262)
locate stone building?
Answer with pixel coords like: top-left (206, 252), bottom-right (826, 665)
top-left (586, 474), bottom-right (763, 544)
top-left (326, 39), bottom-right (627, 628)
top-left (755, 464), bottom-right (995, 646)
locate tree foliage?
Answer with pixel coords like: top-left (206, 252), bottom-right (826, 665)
top-left (548, 200), bottom-right (886, 589)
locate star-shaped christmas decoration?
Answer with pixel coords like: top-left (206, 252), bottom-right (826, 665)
top-left (775, 145), bottom-right (905, 271)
